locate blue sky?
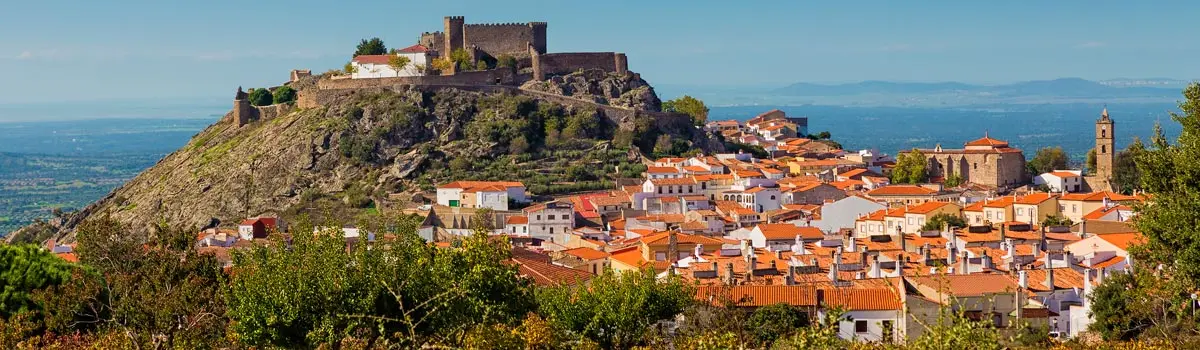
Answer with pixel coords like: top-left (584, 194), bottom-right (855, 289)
top-left (1, 0), bottom-right (1198, 104)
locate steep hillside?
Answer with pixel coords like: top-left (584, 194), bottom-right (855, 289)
top-left (15, 81), bottom-right (716, 242)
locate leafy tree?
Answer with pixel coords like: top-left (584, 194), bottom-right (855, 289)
top-left (944, 174), bottom-right (964, 187)
top-left (723, 142), bottom-right (769, 159)
top-left (535, 268), bottom-right (693, 349)
top-left (272, 85), bottom-right (297, 104)
top-left (1041, 214), bottom-right (1073, 227)
top-left (496, 55), bottom-right (518, 69)
top-left (1127, 83), bottom-right (1200, 313)
top-left (0, 244), bottom-right (78, 318)
top-left (907, 308), bottom-right (1003, 350)
top-left (1028, 146), bottom-right (1069, 175)
top-left (388, 55), bottom-right (411, 72)
top-left (921, 212), bottom-right (966, 231)
top-left (1089, 271), bottom-right (1154, 340)
top-left (663, 95), bottom-right (709, 126)
top-left (354, 37), bottom-right (387, 57)
top-left (71, 217), bottom-right (228, 348)
top-left (248, 88), bottom-right (273, 106)
top-left (653, 134), bottom-right (675, 156)
top-left (344, 62), bottom-right (358, 74)
top-left (890, 149), bottom-right (928, 184)
top-left (807, 131), bottom-right (832, 140)
top-left (1112, 136), bottom-right (1146, 193)
top-left (431, 57), bottom-right (455, 73)
top-left (227, 224), bottom-right (533, 348)
top-left (745, 303), bottom-right (808, 346)
top-left (448, 48), bottom-right (473, 70)
top-left (473, 208), bottom-right (496, 231)
top-left (1086, 147), bottom-right (1097, 175)
top-left (771, 307), bottom-right (848, 350)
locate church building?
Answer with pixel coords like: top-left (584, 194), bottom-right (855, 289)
top-left (918, 134), bottom-right (1027, 189)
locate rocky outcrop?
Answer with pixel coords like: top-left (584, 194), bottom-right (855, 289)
top-left (521, 69), bottom-right (662, 111)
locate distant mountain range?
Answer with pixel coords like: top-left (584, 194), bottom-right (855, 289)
top-left (774, 78), bottom-right (1188, 99)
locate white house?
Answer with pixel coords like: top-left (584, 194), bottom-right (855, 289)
top-left (807, 196), bottom-right (887, 233)
top-left (1034, 170), bottom-right (1084, 193)
top-left (748, 223), bottom-right (824, 251)
top-left (350, 44), bottom-right (431, 79)
top-left (436, 181), bottom-right (527, 211)
top-left (525, 201), bottom-right (575, 243)
top-left (722, 185), bottom-right (782, 213)
top-left (505, 215), bottom-right (530, 236)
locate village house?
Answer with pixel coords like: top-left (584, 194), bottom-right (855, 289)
top-left (865, 185), bottom-right (958, 206)
top-left (350, 44), bottom-right (432, 79)
top-left (238, 216), bottom-right (282, 240)
top-left (525, 201), bottom-right (575, 243)
top-left (1013, 192), bottom-right (1059, 225)
top-left (1034, 170), bottom-right (1084, 193)
top-left (748, 223), bottom-right (825, 251)
top-left (554, 247), bottom-right (611, 275)
top-left (436, 181), bottom-right (528, 211)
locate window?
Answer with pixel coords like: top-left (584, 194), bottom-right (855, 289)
top-left (974, 163), bottom-right (978, 170)
top-left (1017, 208), bottom-right (1024, 215)
top-left (1101, 145), bottom-right (1106, 154)
top-left (1072, 204), bottom-right (1078, 213)
top-left (855, 320), bottom-right (868, 333)
top-left (986, 212), bottom-right (993, 220)
top-left (701, 182), bottom-right (707, 189)
top-left (549, 227), bottom-right (554, 234)
top-left (992, 313), bottom-right (1004, 328)
top-left (882, 320), bottom-right (894, 342)
top-left (657, 187), bottom-right (662, 194)
top-left (770, 195), bottom-right (776, 200)
top-left (668, 187), bottom-right (673, 194)
top-left (655, 252), bottom-right (667, 261)
top-left (562, 215), bottom-right (570, 220)
top-left (907, 217), bottom-right (914, 225)
top-left (537, 215), bottom-right (541, 220)
top-left (689, 185), bottom-right (694, 193)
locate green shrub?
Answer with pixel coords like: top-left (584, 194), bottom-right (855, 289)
top-left (248, 88), bottom-right (273, 106)
top-left (272, 86), bottom-right (297, 104)
top-left (496, 55), bottom-right (518, 69)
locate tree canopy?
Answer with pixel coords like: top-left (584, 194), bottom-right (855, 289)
top-left (890, 149), bottom-right (928, 184)
top-left (354, 37), bottom-right (387, 57)
top-left (535, 268), bottom-right (693, 349)
top-left (1027, 146), bottom-right (1069, 175)
top-left (272, 86), bottom-right (297, 104)
top-left (0, 244), bottom-right (79, 318)
top-left (387, 55), bottom-right (411, 72)
top-left (663, 95), bottom-right (709, 127)
top-left (921, 212), bottom-right (967, 231)
top-left (247, 88), bottom-right (273, 106)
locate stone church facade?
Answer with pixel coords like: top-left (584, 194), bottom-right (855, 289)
top-left (918, 134), bottom-right (1027, 189)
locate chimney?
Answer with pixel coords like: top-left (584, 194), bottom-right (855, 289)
top-left (1079, 220), bottom-right (1087, 238)
top-left (668, 231), bottom-right (679, 266)
top-left (828, 261), bottom-right (839, 283)
top-left (895, 255), bottom-right (906, 277)
top-left (711, 261), bottom-right (719, 274)
top-left (899, 226), bottom-right (908, 252)
top-left (1039, 226), bottom-right (1047, 252)
top-left (847, 236), bottom-right (858, 253)
top-left (1031, 242), bottom-right (1041, 260)
top-left (694, 244), bottom-right (704, 258)
top-left (960, 250), bottom-right (969, 274)
top-left (1044, 267), bottom-right (1056, 290)
top-left (948, 245), bottom-right (957, 265)
top-left (869, 257), bottom-right (883, 278)
top-left (860, 248), bottom-right (869, 268)
top-left (740, 239), bottom-right (750, 255)
top-left (1006, 239), bottom-right (1015, 258)
top-left (999, 223), bottom-right (1007, 242)
top-left (775, 250), bottom-right (783, 260)
top-left (982, 250), bottom-right (995, 270)
top-left (947, 266), bottom-right (956, 274)
top-left (1018, 269), bottom-right (1028, 289)
top-left (724, 262), bottom-right (736, 285)
top-left (856, 271), bottom-right (866, 280)
top-left (785, 267), bottom-right (796, 285)
top-left (1082, 268), bottom-right (1093, 297)
top-left (1065, 251), bottom-right (1075, 269)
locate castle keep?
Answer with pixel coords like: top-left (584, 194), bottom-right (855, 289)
top-left (919, 134), bottom-right (1027, 189)
top-left (420, 16), bottom-right (548, 59)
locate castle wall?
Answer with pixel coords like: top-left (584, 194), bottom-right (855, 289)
top-left (533, 52), bottom-right (628, 80)
top-left (315, 68), bottom-right (521, 91)
top-left (420, 32), bottom-right (445, 54)
top-left (464, 23), bottom-right (541, 58)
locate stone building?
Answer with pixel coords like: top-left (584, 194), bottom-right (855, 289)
top-left (1085, 108), bottom-right (1115, 191)
top-left (419, 16), bottom-right (548, 59)
top-left (919, 134), bottom-right (1027, 189)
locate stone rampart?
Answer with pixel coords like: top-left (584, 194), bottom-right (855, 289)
top-left (533, 52), bottom-right (628, 80)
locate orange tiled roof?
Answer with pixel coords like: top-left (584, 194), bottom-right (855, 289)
top-left (822, 288), bottom-right (903, 311)
top-left (756, 223), bottom-right (825, 240)
top-left (1048, 171), bottom-right (1081, 178)
top-left (1092, 256), bottom-right (1125, 269)
top-left (908, 274), bottom-right (1019, 297)
top-left (1015, 192), bottom-right (1057, 205)
top-left (650, 177), bottom-right (698, 186)
top-left (514, 257), bottom-right (593, 286)
top-left (867, 185), bottom-right (937, 196)
top-left (696, 285), bottom-right (818, 307)
top-left (694, 174), bottom-right (735, 181)
top-left (505, 216), bottom-right (528, 225)
top-left (439, 180), bottom-right (524, 190)
top-left (647, 166), bottom-right (680, 174)
top-left (1096, 232), bottom-right (1145, 251)
top-left (964, 136), bottom-right (1009, 147)
top-left (638, 231), bottom-right (724, 246)
top-left (906, 201), bottom-right (954, 214)
top-left (562, 247), bottom-right (610, 260)
top-left (1083, 205), bottom-right (1132, 220)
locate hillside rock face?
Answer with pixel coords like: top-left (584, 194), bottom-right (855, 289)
top-left (32, 81), bottom-right (716, 242)
top-left (521, 69), bottom-right (662, 111)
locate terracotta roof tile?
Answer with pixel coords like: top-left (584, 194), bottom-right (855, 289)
top-left (867, 185), bottom-right (937, 196)
top-left (562, 247), bottom-right (610, 260)
top-left (755, 223), bottom-right (825, 240)
top-left (514, 257), bottom-right (592, 286)
top-left (505, 216), bottom-right (528, 225)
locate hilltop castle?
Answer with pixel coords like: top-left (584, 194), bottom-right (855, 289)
top-left (419, 16), bottom-right (548, 59)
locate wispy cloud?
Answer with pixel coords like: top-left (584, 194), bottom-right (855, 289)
top-left (1074, 41), bottom-right (1106, 49)
top-left (878, 43), bottom-right (914, 52)
top-left (15, 51), bottom-right (34, 60)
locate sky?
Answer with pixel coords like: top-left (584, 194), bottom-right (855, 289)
top-left (1, 0), bottom-right (1199, 104)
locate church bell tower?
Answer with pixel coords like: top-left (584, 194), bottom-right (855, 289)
top-left (1095, 107), bottom-right (1115, 183)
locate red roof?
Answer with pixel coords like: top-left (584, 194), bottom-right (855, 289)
top-left (505, 216), bottom-right (529, 225)
top-left (755, 223), bottom-right (824, 240)
top-left (867, 185), bottom-right (938, 196)
top-left (351, 54), bottom-right (391, 64)
top-left (395, 44), bottom-right (429, 53)
top-left (562, 247), bottom-right (610, 260)
top-left (965, 135), bottom-right (1009, 147)
top-left (514, 257), bottom-right (592, 286)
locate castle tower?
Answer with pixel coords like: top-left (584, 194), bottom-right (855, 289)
top-left (232, 87), bottom-right (254, 127)
top-left (443, 16), bottom-right (465, 55)
top-left (1095, 107), bottom-right (1115, 182)
top-left (528, 22), bottom-right (548, 54)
